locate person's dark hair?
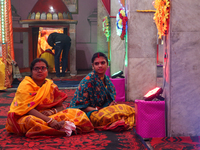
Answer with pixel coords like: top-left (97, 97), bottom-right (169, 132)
top-left (91, 52), bottom-right (108, 63)
top-left (30, 58), bottom-right (49, 72)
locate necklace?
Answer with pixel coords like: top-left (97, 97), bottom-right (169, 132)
top-left (100, 76), bottom-right (107, 87)
top-left (100, 76), bottom-right (104, 81)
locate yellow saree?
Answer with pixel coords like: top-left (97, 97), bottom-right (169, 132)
top-left (6, 76), bottom-right (94, 138)
top-left (90, 104), bottom-right (135, 132)
top-left (69, 71), bottom-right (135, 131)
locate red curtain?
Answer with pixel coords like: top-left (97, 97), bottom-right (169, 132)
top-left (101, 0), bottom-right (110, 15)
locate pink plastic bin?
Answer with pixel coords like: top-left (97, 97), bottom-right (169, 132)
top-left (110, 78), bottom-right (125, 102)
top-left (135, 100), bottom-right (165, 138)
top-left (105, 66), bottom-right (111, 77)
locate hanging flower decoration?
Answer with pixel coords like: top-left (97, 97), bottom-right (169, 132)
top-left (116, 8), bottom-right (128, 40)
top-left (153, 0), bottom-right (170, 39)
top-left (102, 16), bottom-right (110, 42)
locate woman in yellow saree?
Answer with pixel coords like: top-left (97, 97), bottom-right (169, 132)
top-left (69, 52), bottom-right (135, 132)
top-left (6, 58), bottom-right (94, 138)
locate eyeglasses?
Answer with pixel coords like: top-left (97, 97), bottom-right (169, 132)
top-left (94, 61), bottom-right (106, 66)
top-left (33, 66), bottom-right (48, 72)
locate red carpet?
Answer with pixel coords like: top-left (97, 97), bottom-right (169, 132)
top-left (0, 90), bottom-right (150, 150)
top-left (0, 128), bottom-right (148, 150)
top-left (150, 136), bottom-right (200, 150)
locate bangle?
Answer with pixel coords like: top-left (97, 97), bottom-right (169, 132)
top-left (47, 118), bottom-right (53, 124)
top-left (53, 108), bottom-right (57, 114)
top-left (49, 110), bottom-right (54, 114)
top-left (95, 107), bottom-right (98, 110)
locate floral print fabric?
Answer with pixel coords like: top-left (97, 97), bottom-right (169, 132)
top-left (69, 70), bottom-right (116, 110)
top-left (69, 70), bottom-right (135, 131)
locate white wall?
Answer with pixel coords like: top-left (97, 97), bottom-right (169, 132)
top-left (164, 0), bottom-right (200, 137)
top-left (11, 0), bottom-right (37, 20)
top-left (73, 0), bottom-right (97, 70)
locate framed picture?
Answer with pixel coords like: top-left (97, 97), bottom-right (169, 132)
top-left (62, 0), bottom-right (78, 14)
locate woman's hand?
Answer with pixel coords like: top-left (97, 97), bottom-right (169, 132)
top-left (83, 106), bottom-right (98, 112)
top-left (49, 120), bottom-right (65, 130)
top-left (27, 109), bottom-right (64, 130)
top-left (109, 101), bottom-right (117, 106)
top-left (41, 110), bottom-right (54, 116)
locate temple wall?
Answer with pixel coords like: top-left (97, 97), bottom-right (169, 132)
top-left (97, 0), bottom-right (109, 56)
top-left (110, 1), bottom-right (126, 76)
top-left (97, 1), bottom-right (126, 76)
top-left (11, 0), bottom-right (97, 70)
top-left (164, 0), bottom-right (200, 136)
top-left (127, 0), bottom-right (157, 101)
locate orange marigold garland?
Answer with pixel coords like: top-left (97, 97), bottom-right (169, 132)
top-left (116, 8), bottom-right (128, 40)
top-left (153, 0), bottom-right (170, 39)
top-left (102, 16), bottom-right (110, 42)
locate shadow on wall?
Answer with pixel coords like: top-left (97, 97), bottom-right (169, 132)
top-left (76, 50), bottom-right (89, 70)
